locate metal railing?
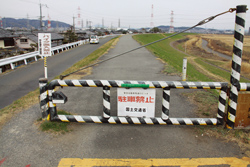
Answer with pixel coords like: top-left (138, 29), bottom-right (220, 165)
top-left (0, 39), bottom-right (89, 70)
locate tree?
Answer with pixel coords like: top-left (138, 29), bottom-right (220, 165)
top-left (151, 27), bottom-right (161, 33)
top-left (63, 28), bottom-right (78, 43)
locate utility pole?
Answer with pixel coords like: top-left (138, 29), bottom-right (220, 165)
top-left (40, 3), bottom-right (42, 30)
top-left (88, 21), bottom-right (92, 30)
top-left (56, 20), bottom-right (59, 31)
top-left (73, 15), bottom-right (76, 33)
top-left (118, 18), bottom-right (120, 29)
top-left (102, 18), bottom-right (104, 28)
top-left (27, 14), bottom-right (29, 30)
top-left (0, 17), bottom-right (3, 29)
top-left (39, 3), bottom-right (48, 31)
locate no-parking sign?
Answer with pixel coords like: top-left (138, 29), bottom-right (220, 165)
top-left (38, 33), bottom-right (51, 57)
top-left (117, 88), bottom-right (156, 118)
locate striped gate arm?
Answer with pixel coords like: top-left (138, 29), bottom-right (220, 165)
top-left (38, 79), bottom-right (228, 126)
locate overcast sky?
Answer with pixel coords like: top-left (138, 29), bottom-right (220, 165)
top-left (1, 0), bottom-right (249, 30)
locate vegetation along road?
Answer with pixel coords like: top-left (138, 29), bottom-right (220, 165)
top-left (1, 33), bottom-right (250, 166)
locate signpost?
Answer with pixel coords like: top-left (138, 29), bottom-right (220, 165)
top-left (117, 88), bottom-right (156, 118)
top-left (38, 33), bottom-right (51, 78)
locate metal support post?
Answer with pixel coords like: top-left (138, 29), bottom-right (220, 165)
top-left (162, 87), bottom-right (170, 120)
top-left (217, 88), bottom-right (227, 124)
top-left (10, 63), bottom-right (15, 69)
top-left (24, 59), bottom-right (27, 65)
top-left (103, 86), bottom-right (111, 118)
top-left (226, 5), bottom-right (247, 129)
top-left (39, 78), bottom-right (49, 120)
top-left (44, 56), bottom-right (48, 78)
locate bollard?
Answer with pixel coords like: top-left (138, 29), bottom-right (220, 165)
top-left (226, 5), bottom-right (247, 129)
top-left (182, 58), bottom-right (187, 81)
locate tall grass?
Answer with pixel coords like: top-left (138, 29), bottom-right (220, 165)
top-left (196, 58), bottom-right (249, 83)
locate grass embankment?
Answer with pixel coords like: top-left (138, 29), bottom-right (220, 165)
top-left (133, 33), bottom-right (250, 156)
top-left (0, 36), bottom-right (120, 131)
top-left (133, 33), bottom-right (214, 82)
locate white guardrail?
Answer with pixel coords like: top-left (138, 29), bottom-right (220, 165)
top-left (0, 39), bottom-right (90, 70)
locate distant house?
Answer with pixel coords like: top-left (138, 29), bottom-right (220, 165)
top-left (15, 34), bottom-right (37, 50)
top-left (75, 30), bottom-right (90, 40)
top-left (0, 28), bottom-right (17, 48)
top-left (50, 33), bottom-right (64, 46)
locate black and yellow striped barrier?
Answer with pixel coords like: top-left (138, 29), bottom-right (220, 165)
top-left (39, 79), bottom-right (228, 126)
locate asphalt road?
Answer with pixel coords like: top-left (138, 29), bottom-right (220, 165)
top-left (0, 34), bottom-right (243, 167)
top-left (0, 36), bottom-right (114, 109)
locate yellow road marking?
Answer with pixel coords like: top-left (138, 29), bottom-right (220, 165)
top-left (58, 157), bottom-right (250, 167)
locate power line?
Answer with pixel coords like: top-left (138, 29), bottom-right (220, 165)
top-left (60, 8), bottom-right (236, 79)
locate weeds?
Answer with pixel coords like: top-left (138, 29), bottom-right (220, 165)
top-left (37, 110), bottom-right (71, 134)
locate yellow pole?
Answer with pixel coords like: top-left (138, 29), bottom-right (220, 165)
top-left (44, 56), bottom-right (47, 78)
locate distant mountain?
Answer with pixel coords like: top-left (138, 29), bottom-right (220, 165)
top-left (1, 17), bottom-right (71, 29)
top-left (158, 25), bottom-right (204, 31)
top-left (156, 25), bottom-right (233, 34)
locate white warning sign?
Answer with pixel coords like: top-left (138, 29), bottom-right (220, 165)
top-left (117, 88), bottom-right (156, 118)
top-left (38, 33), bottom-right (51, 57)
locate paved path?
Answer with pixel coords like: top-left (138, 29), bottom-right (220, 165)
top-left (0, 34), bottom-right (243, 167)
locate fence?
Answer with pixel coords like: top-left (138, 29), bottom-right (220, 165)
top-left (39, 79), bottom-right (228, 125)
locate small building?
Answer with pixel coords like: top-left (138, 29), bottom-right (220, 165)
top-left (15, 34), bottom-right (37, 50)
top-left (0, 28), bottom-right (17, 48)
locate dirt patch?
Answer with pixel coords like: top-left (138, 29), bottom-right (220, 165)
top-left (197, 126), bottom-right (250, 157)
top-left (183, 89), bottom-right (250, 157)
top-left (183, 90), bottom-right (218, 118)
